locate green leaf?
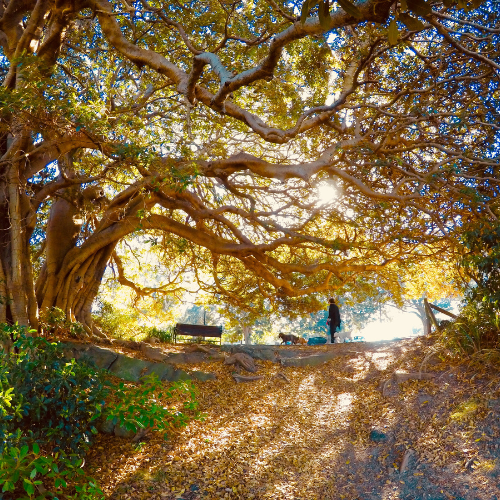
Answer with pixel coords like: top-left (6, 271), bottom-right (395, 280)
top-left (318, 0), bottom-right (331, 30)
top-left (33, 443), bottom-right (40, 455)
top-left (336, 0), bottom-right (362, 19)
top-left (30, 468), bottom-right (37, 479)
top-left (399, 12), bottom-right (426, 30)
top-left (300, 0), bottom-right (310, 24)
top-left (125, 422), bottom-right (137, 432)
top-left (407, 0), bottom-right (432, 16)
top-left (2, 481), bottom-right (15, 492)
top-left (23, 479), bottom-right (35, 496)
top-left (34, 462), bottom-right (47, 474)
top-left (388, 18), bottom-right (399, 45)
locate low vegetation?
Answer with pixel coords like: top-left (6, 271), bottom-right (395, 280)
top-left (0, 325), bottom-right (201, 499)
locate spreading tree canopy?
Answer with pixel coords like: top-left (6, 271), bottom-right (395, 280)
top-left (0, 0), bottom-right (498, 336)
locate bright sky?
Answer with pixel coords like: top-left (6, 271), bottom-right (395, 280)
top-left (358, 301), bottom-right (460, 342)
top-left (358, 309), bottom-right (423, 342)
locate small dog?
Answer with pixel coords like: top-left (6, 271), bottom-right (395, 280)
top-left (278, 333), bottom-right (299, 345)
top-left (297, 337), bottom-right (307, 345)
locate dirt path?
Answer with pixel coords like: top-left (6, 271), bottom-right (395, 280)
top-left (87, 337), bottom-right (500, 500)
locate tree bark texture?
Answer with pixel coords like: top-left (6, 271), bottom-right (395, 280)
top-left (0, 0), bottom-right (496, 332)
top-left (33, 189), bottom-right (145, 336)
top-left (0, 125), bottom-right (37, 327)
top-left (0, 181), bottom-right (110, 334)
top-left (0, 154), bottom-right (146, 335)
top-left (243, 325), bottom-right (252, 345)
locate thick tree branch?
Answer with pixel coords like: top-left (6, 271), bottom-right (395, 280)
top-left (90, 0), bottom-right (394, 143)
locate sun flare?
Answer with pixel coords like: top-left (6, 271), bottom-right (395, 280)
top-left (316, 184), bottom-right (338, 204)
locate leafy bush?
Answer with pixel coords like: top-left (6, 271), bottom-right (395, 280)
top-left (0, 324), bottom-right (203, 498)
top-left (39, 307), bottom-right (86, 339)
top-left (0, 328), bottom-right (107, 455)
top-left (437, 301), bottom-right (500, 357)
top-left (0, 324), bottom-right (107, 499)
top-left (0, 443), bottom-right (103, 500)
top-left (462, 221), bottom-right (500, 313)
top-left (147, 326), bottom-right (173, 343)
top-left (104, 373), bottom-right (202, 438)
top-left (440, 221), bottom-right (500, 361)
top-left (92, 300), bottom-right (148, 340)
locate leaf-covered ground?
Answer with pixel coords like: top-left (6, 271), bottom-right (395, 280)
top-left (86, 338), bottom-right (500, 499)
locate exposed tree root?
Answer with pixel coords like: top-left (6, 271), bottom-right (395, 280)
top-left (275, 372), bottom-right (290, 383)
top-left (232, 374), bottom-right (264, 383)
top-left (224, 353), bottom-right (257, 373)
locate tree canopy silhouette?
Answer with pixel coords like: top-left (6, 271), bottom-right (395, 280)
top-left (0, 0), bottom-right (498, 336)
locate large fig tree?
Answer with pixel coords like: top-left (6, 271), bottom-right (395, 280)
top-left (0, 0), bottom-right (498, 335)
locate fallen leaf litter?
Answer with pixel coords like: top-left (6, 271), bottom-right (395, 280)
top-left (86, 338), bottom-right (500, 499)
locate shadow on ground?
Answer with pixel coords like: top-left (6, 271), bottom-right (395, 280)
top-left (86, 338), bottom-right (500, 500)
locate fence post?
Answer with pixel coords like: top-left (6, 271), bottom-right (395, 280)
top-left (424, 298), bottom-right (439, 332)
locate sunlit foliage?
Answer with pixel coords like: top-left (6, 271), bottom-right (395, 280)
top-left (0, 0), bottom-right (497, 332)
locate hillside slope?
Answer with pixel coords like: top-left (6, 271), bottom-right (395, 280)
top-left (87, 337), bottom-right (500, 500)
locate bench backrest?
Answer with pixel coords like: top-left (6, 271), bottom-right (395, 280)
top-left (174, 323), bottom-right (222, 338)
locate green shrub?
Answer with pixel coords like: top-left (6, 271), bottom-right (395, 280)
top-left (92, 300), bottom-right (148, 340)
top-left (104, 373), bottom-right (202, 438)
top-left (0, 443), bottom-right (104, 499)
top-left (148, 326), bottom-right (173, 343)
top-left (438, 221), bottom-right (500, 360)
top-left (0, 324), bottom-right (203, 499)
top-left (440, 221), bottom-right (500, 362)
top-left (462, 221), bottom-right (500, 313)
top-left (437, 301), bottom-right (500, 357)
top-left (0, 324), bottom-right (106, 499)
top-left (0, 328), bottom-right (107, 456)
top-left (39, 307), bottom-right (86, 339)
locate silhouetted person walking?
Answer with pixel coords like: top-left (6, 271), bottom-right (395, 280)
top-left (327, 297), bottom-right (341, 343)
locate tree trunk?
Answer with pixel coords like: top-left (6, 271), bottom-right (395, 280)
top-left (0, 137), bottom-right (148, 334)
top-left (0, 13), bottom-right (126, 335)
top-left (0, 256), bottom-right (7, 324)
top-left (408, 301), bottom-right (431, 336)
top-left (34, 245), bottom-right (117, 338)
top-left (0, 167), bottom-right (121, 337)
top-left (424, 298), bottom-right (439, 333)
top-left (243, 325), bottom-right (252, 345)
top-left (0, 153), bottom-right (38, 330)
top-left (416, 304), bottom-right (429, 335)
top-left (36, 199), bottom-right (118, 338)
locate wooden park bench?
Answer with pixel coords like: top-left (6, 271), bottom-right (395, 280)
top-left (174, 323), bottom-right (223, 345)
